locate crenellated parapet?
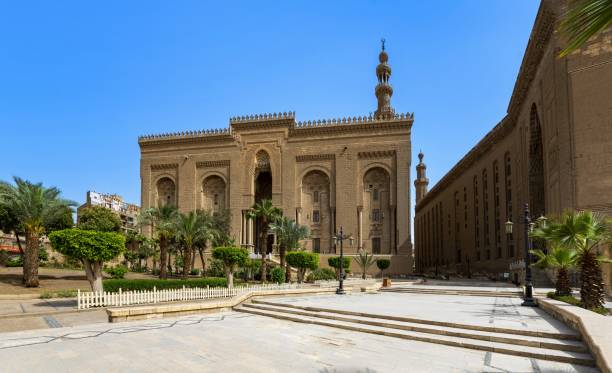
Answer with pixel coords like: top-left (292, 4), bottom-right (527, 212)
top-left (229, 111), bottom-right (295, 123)
top-left (138, 128), bottom-right (234, 147)
top-left (294, 112), bottom-right (413, 129)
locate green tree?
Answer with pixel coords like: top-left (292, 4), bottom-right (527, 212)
top-left (0, 177), bottom-right (75, 287)
top-left (49, 228), bottom-right (125, 292)
top-left (139, 205), bottom-right (178, 279)
top-left (247, 199), bottom-right (282, 283)
top-left (174, 211), bottom-right (208, 279)
top-left (558, 0), bottom-right (612, 57)
top-left (269, 216), bottom-right (309, 282)
top-left (328, 256), bottom-right (351, 278)
top-left (286, 251), bottom-right (319, 283)
top-left (531, 246), bottom-right (577, 296)
top-left (212, 246), bottom-right (248, 288)
top-left (353, 250), bottom-right (376, 280)
top-left (376, 258), bottom-right (391, 278)
top-left (531, 210), bottom-right (612, 309)
top-left (77, 206), bottom-right (121, 232)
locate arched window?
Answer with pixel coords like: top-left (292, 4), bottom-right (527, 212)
top-left (156, 177), bottom-right (176, 207)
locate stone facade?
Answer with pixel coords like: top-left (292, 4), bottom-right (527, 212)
top-left (414, 0), bottom-right (612, 293)
top-left (139, 46), bottom-right (414, 275)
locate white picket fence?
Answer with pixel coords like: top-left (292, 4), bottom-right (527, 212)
top-left (77, 283), bottom-right (301, 310)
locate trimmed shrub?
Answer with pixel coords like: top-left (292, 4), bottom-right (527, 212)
top-left (206, 258), bottom-right (225, 278)
top-left (286, 251), bottom-right (319, 283)
top-left (105, 265), bottom-right (128, 279)
top-left (190, 268), bottom-right (201, 276)
top-left (270, 266), bottom-right (285, 284)
top-left (212, 246), bottom-right (249, 288)
top-left (376, 258), bottom-right (391, 278)
top-left (306, 268), bottom-right (336, 282)
top-left (102, 277), bottom-right (228, 292)
top-left (328, 256), bottom-right (351, 276)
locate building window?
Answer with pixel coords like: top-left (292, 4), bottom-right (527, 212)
top-left (214, 194), bottom-right (219, 206)
top-left (372, 209), bottom-right (380, 222)
top-left (372, 237), bottom-right (381, 254)
top-left (373, 188), bottom-right (379, 201)
top-left (312, 210), bottom-right (320, 223)
top-left (312, 238), bottom-right (320, 253)
top-left (313, 190), bottom-right (319, 203)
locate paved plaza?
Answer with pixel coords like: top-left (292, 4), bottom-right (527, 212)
top-left (0, 292), bottom-right (599, 372)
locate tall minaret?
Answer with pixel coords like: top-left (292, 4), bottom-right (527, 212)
top-left (414, 151), bottom-right (429, 204)
top-left (374, 39), bottom-right (395, 119)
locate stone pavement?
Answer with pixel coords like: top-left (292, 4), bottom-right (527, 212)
top-left (0, 292), bottom-right (601, 372)
top-left (0, 310), bottom-right (598, 373)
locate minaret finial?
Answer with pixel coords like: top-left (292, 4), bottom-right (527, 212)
top-left (374, 40), bottom-right (394, 119)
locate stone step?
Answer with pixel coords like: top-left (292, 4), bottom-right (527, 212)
top-left (234, 305), bottom-right (595, 367)
top-left (251, 299), bottom-right (581, 340)
top-left (381, 288), bottom-right (521, 298)
top-left (241, 303), bottom-right (587, 353)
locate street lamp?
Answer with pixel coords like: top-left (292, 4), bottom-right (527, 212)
top-left (332, 226), bottom-right (354, 295)
top-left (505, 203), bottom-right (537, 307)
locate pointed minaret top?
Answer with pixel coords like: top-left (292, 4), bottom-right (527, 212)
top-left (375, 39), bottom-right (394, 119)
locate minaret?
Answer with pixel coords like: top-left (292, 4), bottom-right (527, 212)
top-left (414, 151), bottom-right (429, 204)
top-left (374, 38), bottom-right (395, 119)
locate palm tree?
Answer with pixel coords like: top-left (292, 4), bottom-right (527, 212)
top-left (0, 177), bottom-right (75, 287)
top-left (139, 205), bottom-right (178, 279)
top-left (531, 210), bottom-right (611, 309)
top-left (193, 210), bottom-right (219, 275)
top-left (174, 211), bottom-right (208, 278)
top-left (531, 246), bottom-right (577, 296)
top-left (354, 250), bottom-right (376, 280)
top-left (558, 0), bottom-right (612, 57)
top-left (269, 217), bottom-right (309, 282)
top-left (247, 199), bottom-right (281, 283)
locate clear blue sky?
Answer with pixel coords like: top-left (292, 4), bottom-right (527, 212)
top-left (0, 1), bottom-right (539, 208)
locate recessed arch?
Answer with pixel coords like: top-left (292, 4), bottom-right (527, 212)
top-left (202, 175), bottom-right (227, 212)
top-left (156, 177), bottom-right (177, 207)
top-left (529, 103), bottom-right (545, 218)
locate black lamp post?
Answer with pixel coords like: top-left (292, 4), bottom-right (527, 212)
top-left (332, 226), bottom-right (354, 295)
top-left (505, 203), bottom-right (539, 307)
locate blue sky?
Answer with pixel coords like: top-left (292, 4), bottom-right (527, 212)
top-left (0, 1), bottom-right (539, 208)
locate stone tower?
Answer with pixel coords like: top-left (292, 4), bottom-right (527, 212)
top-left (414, 151), bottom-right (429, 204)
top-left (374, 39), bottom-right (395, 119)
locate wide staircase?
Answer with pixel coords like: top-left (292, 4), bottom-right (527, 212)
top-left (235, 299), bottom-right (595, 367)
top-left (380, 286), bottom-right (522, 298)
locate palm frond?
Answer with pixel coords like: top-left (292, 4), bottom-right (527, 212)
top-left (558, 0), bottom-right (612, 57)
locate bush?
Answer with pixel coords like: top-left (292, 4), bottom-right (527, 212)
top-left (0, 251), bottom-right (7, 266)
top-left (207, 258), bottom-right (226, 278)
top-left (546, 292), bottom-right (608, 316)
top-left (6, 256), bottom-right (23, 267)
top-left (190, 268), bottom-right (201, 276)
top-left (270, 266), bottom-right (285, 284)
top-left (328, 256), bottom-right (350, 270)
top-left (306, 268), bottom-right (336, 282)
top-left (286, 251), bottom-right (319, 283)
top-left (102, 277), bottom-right (228, 292)
top-left (105, 265), bottom-right (128, 279)
top-left (376, 258), bottom-right (391, 277)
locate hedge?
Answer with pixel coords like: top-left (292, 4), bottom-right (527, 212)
top-left (102, 277), bottom-right (228, 292)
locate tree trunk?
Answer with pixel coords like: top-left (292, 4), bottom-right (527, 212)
top-left (159, 236), bottom-right (168, 279)
top-left (259, 224), bottom-right (267, 283)
top-left (226, 268), bottom-right (234, 289)
top-left (23, 230), bottom-right (40, 287)
top-left (362, 270), bottom-right (366, 280)
top-left (555, 267), bottom-right (571, 296)
top-left (297, 268), bottom-right (305, 284)
top-left (199, 248), bottom-right (206, 276)
top-left (580, 250), bottom-right (605, 309)
top-left (167, 252), bottom-right (173, 276)
top-left (279, 244), bottom-right (289, 283)
top-left (190, 250), bottom-right (196, 272)
top-left (83, 259), bottom-right (104, 293)
top-left (183, 245), bottom-right (192, 279)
